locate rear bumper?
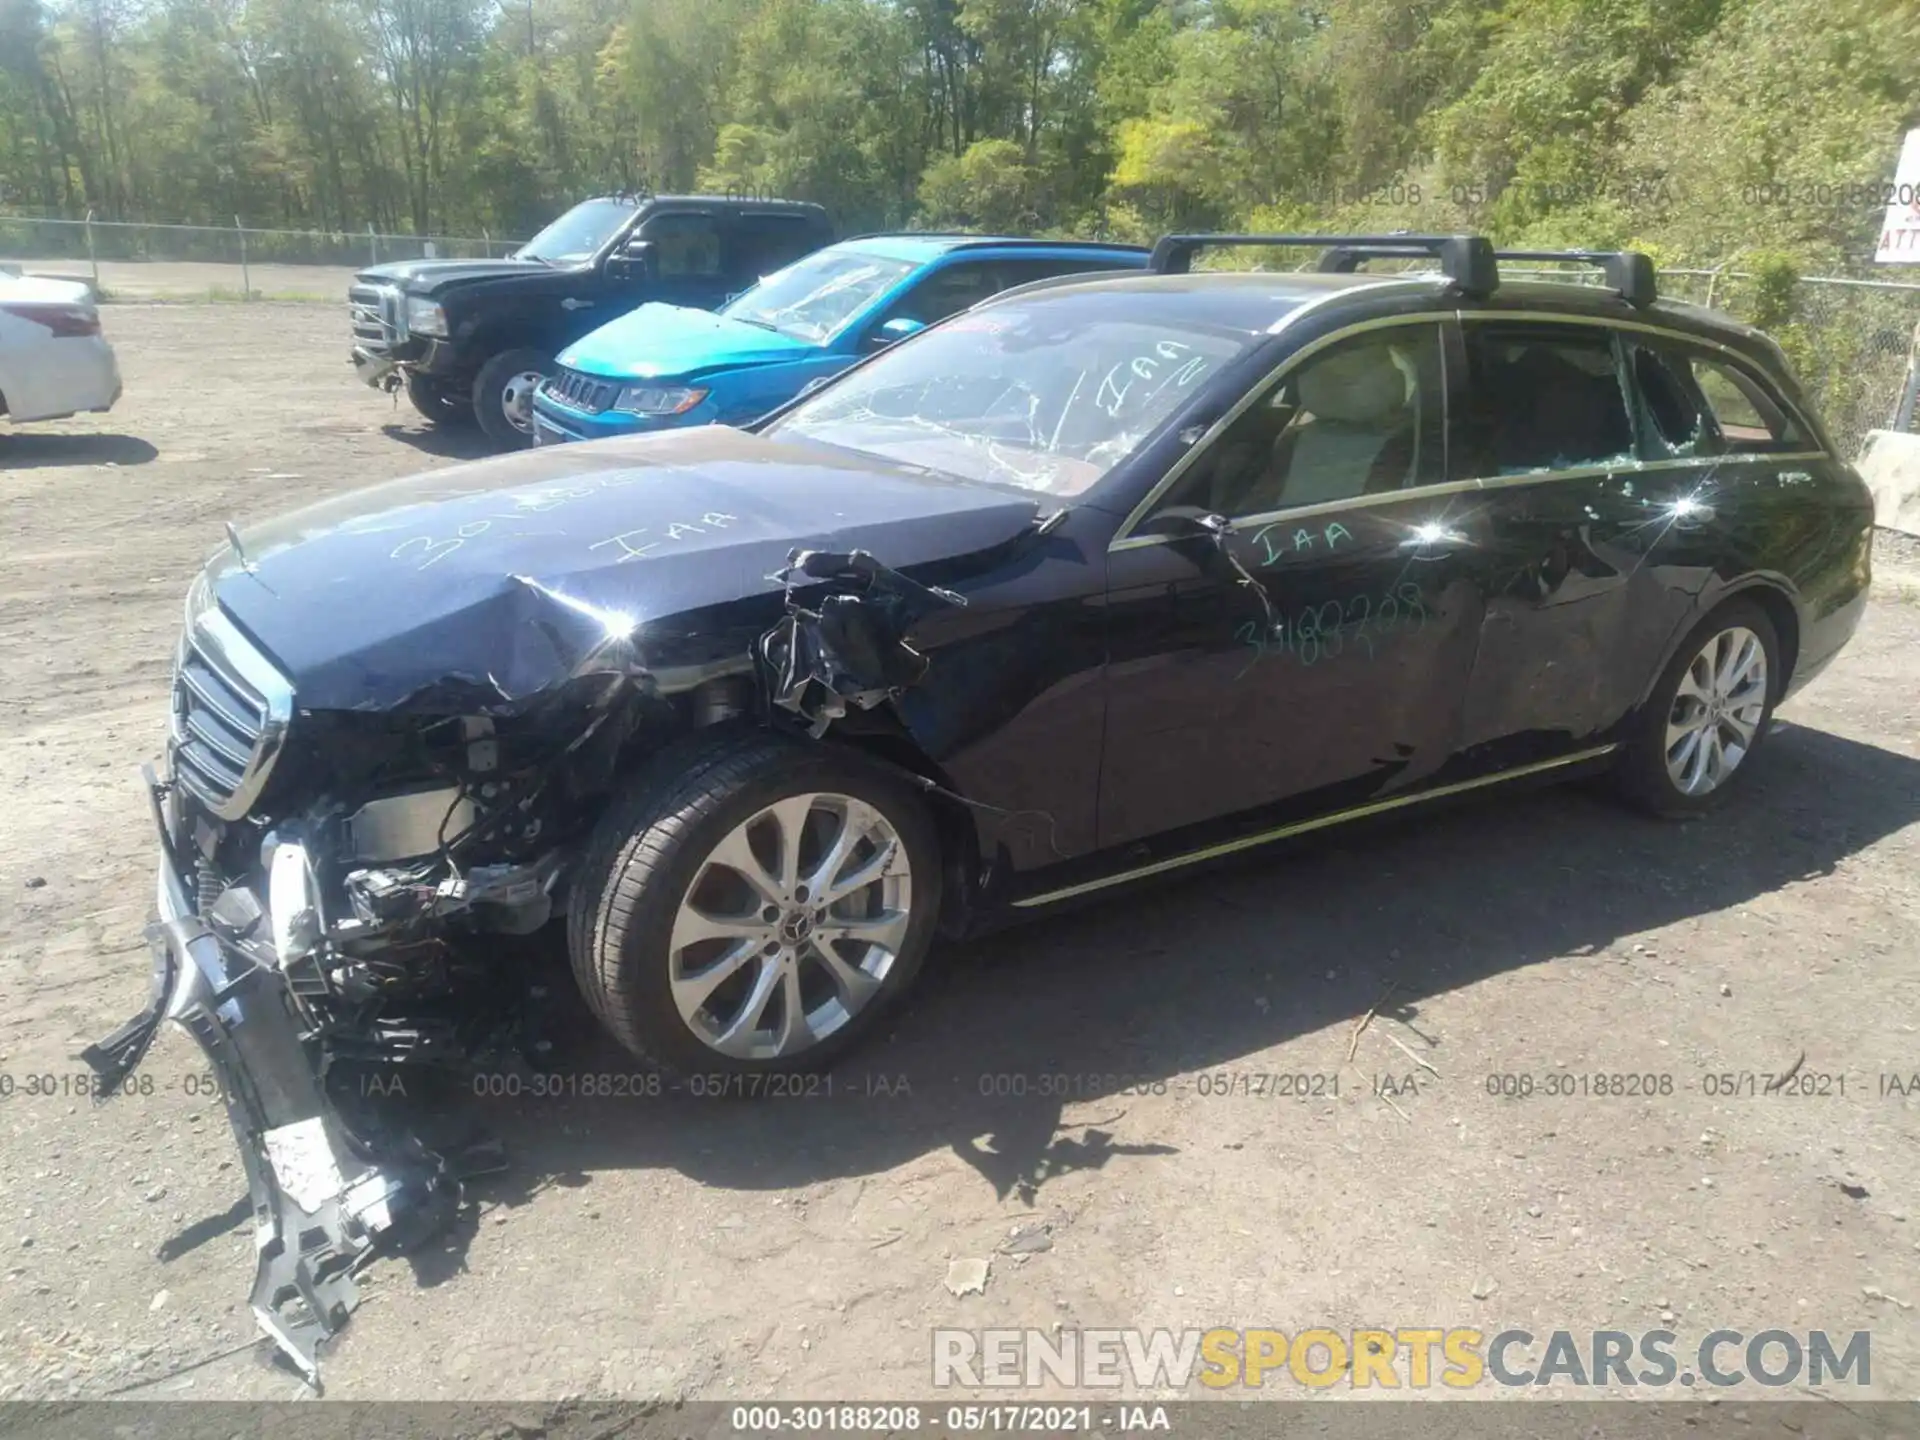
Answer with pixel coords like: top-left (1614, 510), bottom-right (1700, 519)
top-left (81, 765), bottom-right (459, 1387)
top-left (2, 334), bottom-right (120, 421)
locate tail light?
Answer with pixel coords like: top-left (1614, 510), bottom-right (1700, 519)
top-left (1, 302), bottom-right (101, 338)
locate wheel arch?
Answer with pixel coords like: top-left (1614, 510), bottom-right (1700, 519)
top-left (461, 320), bottom-right (561, 373)
top-left (597, 696), bottom-right (986, 937)
top-left (822, 717), bottom-right (985, 939)
top-left (1637, 576), bottom-right (1802, 714)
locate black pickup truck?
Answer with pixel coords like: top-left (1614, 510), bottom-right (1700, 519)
top-left (349, 194), bottom-right (834, 447)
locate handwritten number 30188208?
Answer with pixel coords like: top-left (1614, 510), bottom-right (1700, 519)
top-left (1234, 583), bottom-right (1428, 673)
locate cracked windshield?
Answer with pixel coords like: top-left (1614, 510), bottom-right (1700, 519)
top-left (722, 248), bottom-right (918, 341)
top-left (769, 300), bottom-right (1258, 494)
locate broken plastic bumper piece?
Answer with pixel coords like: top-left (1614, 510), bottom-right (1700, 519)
top-left (79, 769), bottom-right (460, 1387)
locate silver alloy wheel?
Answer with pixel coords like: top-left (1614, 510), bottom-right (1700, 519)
top-left (668, 792), bottom-right (913, 1060)
top-left (499, 369), bottom-right (546, 433)
top-left (1664, 624), bottom-right (1768, 797)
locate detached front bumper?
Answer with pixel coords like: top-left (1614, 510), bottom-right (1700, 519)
top-left (81, 766), bottom-right (461, 1387)
top-left (352, 345), bottom-right (401, 392)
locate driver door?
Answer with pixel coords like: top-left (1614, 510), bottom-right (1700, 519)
top-left (1096, 318), bottom-right (1491, 846)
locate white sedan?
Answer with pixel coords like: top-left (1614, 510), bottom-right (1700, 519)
top-left (0, 271), bottom-right (122, 423)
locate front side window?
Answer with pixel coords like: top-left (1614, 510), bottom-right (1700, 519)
top-left (1157, 322), bottom-right (1446, 519)
top-left (516, 198), bottom-right (639, 264)
top-left (768, 295), bottom-right (1256, 496)
top-left (1690, 356), bottom-right (1807, 452)
top-left (640, 213), bottom-right (723, 277)
top-left (874, 262), bottom-right (1005, 330)
top-left (721, 248), bottom-right (918, 343)
top-left (1457, 322), bottom-right (1635, 477)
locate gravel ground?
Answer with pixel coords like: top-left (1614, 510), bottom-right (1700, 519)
top-left (1, 303), bottom-right (1918, 1406)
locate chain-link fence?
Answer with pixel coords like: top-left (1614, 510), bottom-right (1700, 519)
top-left (0, 214), bottom-right (528, 301)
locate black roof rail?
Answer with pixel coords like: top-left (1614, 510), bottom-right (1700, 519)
top-left (1149, 234), bottom-right (1661, 307)
top-left (836, 232), bottom-right (1149, 254)
top-left (1493, 248), bottom-right (1657, 308)
top-left (941, 237), bottom-right (1150, 255)
top-left (1148, 233), bottom-right (1498, 297)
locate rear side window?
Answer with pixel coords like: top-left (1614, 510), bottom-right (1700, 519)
top-left (1630, 345), bottom-right (1707, 458)
top-left (1689, 356), bottom-right (1808, 452)
top-left (1457, 323), bottom-right (1635, 477)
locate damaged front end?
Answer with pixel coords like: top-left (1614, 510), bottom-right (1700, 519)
top-left (81, 533), bottom-right (976, 1386)
top-left (82, 605), bottom-right (639, 1385)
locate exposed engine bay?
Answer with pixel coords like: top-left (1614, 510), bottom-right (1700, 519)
top-left (81, 545), bottom-right (967, 1388)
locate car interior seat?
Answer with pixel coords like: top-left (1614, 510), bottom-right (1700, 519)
top-left (1209, 341), bottom-right (1418, 515)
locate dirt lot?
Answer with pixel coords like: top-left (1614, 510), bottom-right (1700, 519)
top-left (2, 302), bottom-right (1919, 1407)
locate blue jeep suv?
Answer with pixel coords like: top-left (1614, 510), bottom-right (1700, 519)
top-left (530, 234), bottom-right (1147, 443)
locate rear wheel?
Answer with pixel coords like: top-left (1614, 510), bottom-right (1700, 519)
top-left (1615, 599), bottom-right (1781, 818)
top-left (405, 372), bottom-right (474, 427)
top-left (567, 731), bottom-right (942, 1076)
top-left (472, 346), bottom-right (553, 449)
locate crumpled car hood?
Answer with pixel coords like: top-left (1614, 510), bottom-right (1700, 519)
top-left (558, 302), bottom-right (814, 381)
top-left (210, 426), bottom-right (1041, 712)
top-left (357, 257), bottom-right (554, 291)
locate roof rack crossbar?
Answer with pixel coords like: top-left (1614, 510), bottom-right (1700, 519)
top-left (1492, 248), bottom-right (1658, 308)
top-left (1148, 233), bottom-right (1498, 297)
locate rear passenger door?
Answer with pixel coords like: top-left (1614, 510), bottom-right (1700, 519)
top-left (1453, 319), bottom-right (1730, 770)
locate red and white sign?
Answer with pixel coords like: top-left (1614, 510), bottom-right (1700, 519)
top-left (1875, 129), bottom-right (1920, 263)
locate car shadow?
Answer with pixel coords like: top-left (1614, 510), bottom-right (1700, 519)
top-left (379, 421), bottom-right (499, 462)
top-left (377, 720), bottom-right (1919, 1270)
top-left (0, 432), bottom-right (157, 468)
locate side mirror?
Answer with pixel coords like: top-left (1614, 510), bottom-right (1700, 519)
top-left (608, 238), bottom-right (654, 280)
top-left (868, 315), bottom-right (926, 350)
top-left (1145, 505), bottom-right (1236, 542)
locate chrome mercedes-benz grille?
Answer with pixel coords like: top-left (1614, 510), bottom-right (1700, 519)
top-left (349, 282), bottom-right (398, 349)
top-left (169, 610), bottom-right (294, 821)
top-left (543, 368), bottom-right (619, 414)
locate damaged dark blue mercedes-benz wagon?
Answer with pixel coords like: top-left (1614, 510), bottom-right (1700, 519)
top-left (89, 234), bottom-right (1873, 1382)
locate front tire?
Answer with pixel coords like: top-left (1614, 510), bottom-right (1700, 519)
top-left (1615, 599), bottom-right (1781, 818)
top-left (405, 372), bottom-right (475, 427)
top-left (472, 346), bottom-right (553, 449)
top-left (567, 731), bottom-right (943, 1076)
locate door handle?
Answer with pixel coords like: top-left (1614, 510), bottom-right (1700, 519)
top-left (1400, 523), bottom-right (1468, 553)
top-left (1671, 499), bottom-right (1716, 527)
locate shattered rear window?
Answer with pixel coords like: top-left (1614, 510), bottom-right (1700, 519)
top-left (767, 296), bottom-right (1261, 496)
